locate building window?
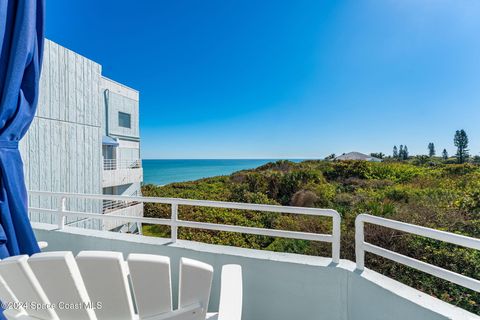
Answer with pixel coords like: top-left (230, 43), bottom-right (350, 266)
top-left (118, 112), bottom-right (131, 128)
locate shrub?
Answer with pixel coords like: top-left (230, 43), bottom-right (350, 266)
top-left (142, 159), bottom-right (480, 314)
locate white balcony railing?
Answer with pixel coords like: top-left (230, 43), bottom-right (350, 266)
top-left (103, 159), bottom-right (141, 170)
top-left (28, 191), bottom-right (341, 263)
top-left (27, 191), bottom-right (480, 296)
top-left (355, 214), bottom-right (480, 292)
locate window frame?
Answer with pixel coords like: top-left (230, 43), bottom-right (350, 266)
top-left (118, 111), bottom-right (131, 129)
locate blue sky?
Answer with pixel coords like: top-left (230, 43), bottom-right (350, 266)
top-left (46, 0), bottom-right (480, 159)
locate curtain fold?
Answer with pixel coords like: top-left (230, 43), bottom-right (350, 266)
top-left (0, 0), bottom-right (45, 257)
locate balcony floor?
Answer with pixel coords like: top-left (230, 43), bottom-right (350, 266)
top-left (32, 222), bottom-right (478, 320)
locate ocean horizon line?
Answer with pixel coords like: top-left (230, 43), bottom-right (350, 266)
top-left (142, 158), bottom-right (314, 160)
top-left (142, 158), bottom-right (306, 185)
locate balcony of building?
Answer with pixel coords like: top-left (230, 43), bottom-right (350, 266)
top-left (28, 191), bottom-right (479, 320)
top-left (102, 159), bottom-right (143, 187)
top-left (102, 191), bottom-right (143, 232)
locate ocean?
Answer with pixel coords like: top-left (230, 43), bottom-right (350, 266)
top-left (142, 159), bottom-right (303, 185)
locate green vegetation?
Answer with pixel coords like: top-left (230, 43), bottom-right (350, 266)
top-left (370, 152), bottom-right (384, 159)
top-left (142, 159), bottom-right (480, 314)
top-left (443, 148), bottom-right (449, 160)
top-left (393, 146), bottom-right (398, 158)
top-left (428, 142), bottom-right (435, 157)
top-left (455, 129), bottom-right (470, 164)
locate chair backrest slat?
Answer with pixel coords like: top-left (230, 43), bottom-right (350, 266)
top-left (217, 265), bottom-right (242, 320)
top-left (0, 273), bottom-right (27, 319)
top-left (0, 255), bottom-right (58, 320)
top-left (29, 251), bottom-right (97, 320)
top-left (179, 258), bottom-right (213, 320)
top-left (76, 251), bottom-right (134, 320)
top-left (127, 253), bottom-right (172, 319)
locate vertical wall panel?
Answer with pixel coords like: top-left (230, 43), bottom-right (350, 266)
top-left (37, 41), bottom-right (47, 119)
top-left (51, 42), bottom-right (59, 120)
top-left (67, 49), bottom-right (76, 123)
top-left (76, 54), bottom-right (83, 125)
top-left (30, 119), bottom-right (40, 206)
top-left (40, 42), bottom-right (48, 118)
top-left (58, 45), bottom-right (66, 121)
top-left (38, 119), bottom-right (47, 209)
top-left (51, 121), bottom-right (60, 194)
top-left (68, 123), bottom-right (77, 211)
top-left (60, 122), bottom-right (68, 195)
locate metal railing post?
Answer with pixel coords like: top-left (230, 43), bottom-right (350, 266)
top-left (332, 213), bottom-right (341, 264)
top-left (171, 203), bottom-right (178, 243)
top-left (355, 215), bottom-right (365, 270)
top-left (57, 196), bottom-right (67, 229)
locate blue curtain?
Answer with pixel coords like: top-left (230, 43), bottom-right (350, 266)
top-left (0, 0), bottom-right (45, 258)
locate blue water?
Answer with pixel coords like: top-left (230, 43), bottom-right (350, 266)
top-left (142, 159), bottom-right (302, 185)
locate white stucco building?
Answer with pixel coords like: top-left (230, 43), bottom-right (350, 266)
top-left (20, 39), bottom-right (143, 232)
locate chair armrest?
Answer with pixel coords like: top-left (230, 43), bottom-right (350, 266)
top-left (218, 265), bottom-right (242, 320)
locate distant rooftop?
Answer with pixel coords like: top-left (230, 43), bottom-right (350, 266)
top-left (335, 152), bottom-right (382, 162)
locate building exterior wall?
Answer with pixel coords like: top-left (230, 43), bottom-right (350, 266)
top-left (20, 40), bottom-right (103, 228)
top-left (21, 39), bottom-right (144, 231)
top-left (101, 77), bottom-right (140, 140)
top-left (101, 76), bottom-right (142, 196)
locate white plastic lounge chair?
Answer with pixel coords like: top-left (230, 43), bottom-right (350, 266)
top-left (0, 251), bottom-right (242, 320)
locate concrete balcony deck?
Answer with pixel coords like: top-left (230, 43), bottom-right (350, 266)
top-left (28, 191), bottom-right (480, 320)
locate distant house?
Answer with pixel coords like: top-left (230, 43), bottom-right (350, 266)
top-left (335, 152), bottom-right (382, 162)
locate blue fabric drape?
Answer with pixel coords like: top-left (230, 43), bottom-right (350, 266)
top-left (0, 0), bottom-right (45, 258)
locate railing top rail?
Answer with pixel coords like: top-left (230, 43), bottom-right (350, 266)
top-left (28, 190), bottom-right (340, 218)
top-left (357, 214), bottom-right (480, 251)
